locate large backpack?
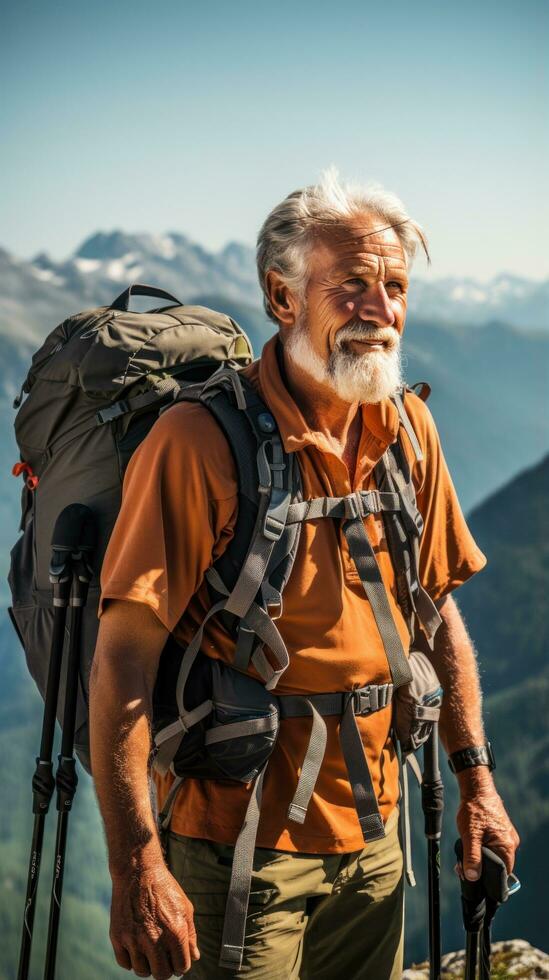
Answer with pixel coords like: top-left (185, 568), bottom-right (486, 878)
top-left (7, 284), bottom-right (253, 771)
top-left (7, 282), bottom-right (442, 972)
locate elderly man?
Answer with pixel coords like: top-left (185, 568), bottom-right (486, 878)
top-left (90, 171), bottom-right (519, 980)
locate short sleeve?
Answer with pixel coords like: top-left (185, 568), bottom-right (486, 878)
top-left (402, 395), bottom-right (487, 603)
top-left (98, 402), bottom-right (238, 631)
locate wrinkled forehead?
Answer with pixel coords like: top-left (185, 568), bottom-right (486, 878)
top-left (309, 216), bottom-right (407, 276)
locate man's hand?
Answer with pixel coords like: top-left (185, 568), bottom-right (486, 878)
top-left (90, 600), bottom-right (200, 978)
top-left (456, 770), bottom-right (520, 881)
top-left (110, 863), bottom-right (200, 978)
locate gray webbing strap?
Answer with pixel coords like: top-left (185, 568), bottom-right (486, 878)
top-left (278, 685), bottom-right (394, 719)
top-left (204, 713), bottom-right (278, 746)
top-left (343, 518), bottom-right (412, 689)
top-left (285, 490), bottom-right (400, 525)
top-left (400, 757), bottom-right (416, 887)
top-left (153, 699), bottom-right (213, 776)
top-left (241, 602), bottom-right (290, 690)
top-left (410, 534), bottom-right (442, 646)
top-left (153, 600), bottom-right (227, 776)
top-left (339, 695), bottom-right (385, 843)
top-left (205, 570), bottom-right (291, 689)
top-left (175, 600), bottom-right (227, 714)
top-left (399, 751), bottom-right (423, 887)
top-left (388, 459), bottom-right (442, 646)
top-left (219, 764), bottom-right (268, 971)
top-left (223, 486), bottom-right (291, 619)
top-left (285, 698), bottom-right (327, 825)
top-left (158, 775), bottom-right (185, 833)
top-left (392, 390), bottom-right (423, 462)
top-left (278, 685), bottom-right (394, 828)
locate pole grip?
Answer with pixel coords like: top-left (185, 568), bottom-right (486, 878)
top-left (422, 725), bottom-right (444, 839)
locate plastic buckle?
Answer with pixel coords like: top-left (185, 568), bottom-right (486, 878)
top-left (262, 488), bottom-right (291, 542)
top-left (352, 688), bottom-right (373, 715)
top-left (96, 401), bottom-right (128, 425)
top-left (343, 493), bottom-right (361, 519)
top-left (361, 490), bottom-right (381, 515)
top-left (263, 514), bottom-right (285, 541)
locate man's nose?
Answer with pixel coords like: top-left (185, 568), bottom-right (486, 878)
top-left (356, 283), bottom-right (396, 328)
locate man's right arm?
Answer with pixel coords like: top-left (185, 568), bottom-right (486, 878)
top-left (90, 598), bottom-right (200, 978)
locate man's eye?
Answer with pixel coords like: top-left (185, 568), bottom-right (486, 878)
top-left (386, 281), bottom-right (404, 291)
top-left (345, 278), bottom-right (366, 288)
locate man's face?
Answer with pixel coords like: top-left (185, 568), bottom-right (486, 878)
top-left (285, 216), bottom-right (409, 404)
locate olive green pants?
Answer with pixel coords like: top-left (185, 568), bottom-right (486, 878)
top-left (166, 807), bottom-right (404, 979)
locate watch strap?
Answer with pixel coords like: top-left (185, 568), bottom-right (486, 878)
top-left (448, 742), bottom-right (495, 774)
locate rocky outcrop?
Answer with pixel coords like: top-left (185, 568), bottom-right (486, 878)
top-left (403, 939), bottom-right (549, 978)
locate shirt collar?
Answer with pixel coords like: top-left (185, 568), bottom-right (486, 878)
top-left (255, 335), bottom-right (400, 455)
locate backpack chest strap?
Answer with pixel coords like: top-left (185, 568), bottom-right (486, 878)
top-left (285, 489), bottom-right (400, 524)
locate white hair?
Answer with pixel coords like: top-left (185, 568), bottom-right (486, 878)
top-left (285, 312), bottom-right (404, 405)
top-left (256, 166), bottom-right (430, 323)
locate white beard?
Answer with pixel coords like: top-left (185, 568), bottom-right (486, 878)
top-left (285, 318), bottom-right (403, 404)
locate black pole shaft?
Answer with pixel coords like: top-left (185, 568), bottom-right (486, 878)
top-left (465, 931), bottom-right (478, 980)
top-left (43, 600), bottom-right (84, 980)
top-left (479, 921), bottom-right (491, 980)
top-left (422, 725), bottom-right (444, 980)
top-left (18, 600), bottom-right (69, 980)
top-left (44, 812), bottom-right (69, 980)
top-left (17, 814), bottom-right (46, 980)
top-left (428, 838), bottom-right (441, 980)
top-left (44, 530), bottom-right (94, 980)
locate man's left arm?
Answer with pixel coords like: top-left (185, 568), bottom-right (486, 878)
top-left (420, 592), bottom-right (520, 881)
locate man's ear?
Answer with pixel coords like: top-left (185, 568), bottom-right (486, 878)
top-left (265, 270), bottom-right (300, 327)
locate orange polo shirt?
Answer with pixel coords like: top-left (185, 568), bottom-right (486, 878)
top-left (98, 335), bottom-right (486, 853)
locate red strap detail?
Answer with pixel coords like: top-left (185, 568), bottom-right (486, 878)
top-left (12, 461), bottom-right (39, 490)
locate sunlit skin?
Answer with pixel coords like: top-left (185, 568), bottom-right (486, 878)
top-left (266, 216), bottom-right (408, 478)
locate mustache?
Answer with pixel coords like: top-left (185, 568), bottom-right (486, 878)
top-left (335, 321), bottom-right (400, 350)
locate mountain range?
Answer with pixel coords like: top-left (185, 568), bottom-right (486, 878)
top-left (1, 232), bottom-right (548, 346)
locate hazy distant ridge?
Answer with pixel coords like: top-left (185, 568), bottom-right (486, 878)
top-left (1, 231), bottom-right (547, 345)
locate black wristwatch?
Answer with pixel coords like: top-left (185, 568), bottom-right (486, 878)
top-left (448, 742), bottom-right (496, 774)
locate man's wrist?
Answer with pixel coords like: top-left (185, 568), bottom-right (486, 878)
top-left (456, 763), bottom-right (495, 798)
top-left (109, 835), bottom-right (165, 880)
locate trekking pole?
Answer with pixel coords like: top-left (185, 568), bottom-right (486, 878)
top-left (422, 722), bottom-right (444, 980)
top-left (43, 504), bottom-right (96, 980)
top-left (17, 505), bottom-right (77, 980)
top-left (455, 838), bottom-right (521, 980)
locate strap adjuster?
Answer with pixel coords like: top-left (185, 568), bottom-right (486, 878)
top-left (352, 684), bottom-right (393, 715)
top-left (263, 514), bottom-right (286, 541)
top-left (344, 493), bottom-right (360, 519)
top-left (96, 401), bottom-right (129, 425)
top-left (352, 688), bottom-right (374, 715)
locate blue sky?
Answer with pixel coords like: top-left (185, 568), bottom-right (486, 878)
top-left (1, 0), bottom-right (547, 279)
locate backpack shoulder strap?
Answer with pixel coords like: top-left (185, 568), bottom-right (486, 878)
top-left (169, 366), bottom-right (302, 687)
top-left (375, 386), bottom-right (442, 647)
